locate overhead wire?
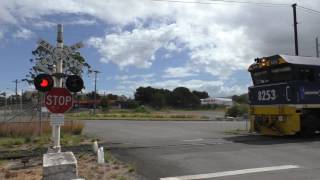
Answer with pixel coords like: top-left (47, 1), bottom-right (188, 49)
top-left (151, 0), bottom-right (320, 16)
top-left (151, 0), bottom-right (290, 7)
top-left (206, 0), bottom-right (289, 6)
top-left (151, 0), bottom-right (320, 13)
top-left (298, 6), bottom-right (320, 16)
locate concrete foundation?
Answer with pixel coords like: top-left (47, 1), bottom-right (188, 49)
top-left (43, 152), bottom-right (78, 180)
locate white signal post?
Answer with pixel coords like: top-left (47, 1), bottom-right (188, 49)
top-left (52, 24), bottom-right (64, 152)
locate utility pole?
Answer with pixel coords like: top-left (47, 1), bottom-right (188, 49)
top-left (0, 92), bottom-right (6, 121)
top-left (4, 93), bottom-right (7, 121)
top-left (13, 79), bottom-right (19, 112)
top-left (92, 70), bottom-right (100, 114)
top-left (292, 3), bottom-right (299, 56)
top-left (316, 37), bottom-right (319, 57)
top-left (20, 89), bottom-right (23, 112)
top-left (14, 79), bottom-right (18, 97)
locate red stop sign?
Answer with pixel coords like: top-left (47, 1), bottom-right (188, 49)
top-left (45, 88), bottom-right (73, 113)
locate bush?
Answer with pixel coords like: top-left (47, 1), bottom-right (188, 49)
top-left (100, 97), bottom-right (109, 112)
top-left (226, 104), bottom-right (248, 117)
top-left (133, 106), bottom-right (149, 113)
top-left (121, 99), bottom-right (139, 109)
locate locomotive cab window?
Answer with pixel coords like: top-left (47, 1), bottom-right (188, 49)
top-left (298, 68), bottom-right (315, 82)
top-left (270, 66), bottom-right (293, 83)
top-left (252, 70), bottom-right (269, 85)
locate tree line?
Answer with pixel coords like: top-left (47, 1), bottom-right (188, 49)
top-left (134, 86), bottom-right (209, 109)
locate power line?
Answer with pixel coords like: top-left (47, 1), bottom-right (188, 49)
top-left (151, 0), bottom-right (290, 7)
top-left (206, 0), bottom-right (289, 6)
top-left (298, 6), bottom-right (320, 16)
top-left (151, 0), bottom-right (223, 5)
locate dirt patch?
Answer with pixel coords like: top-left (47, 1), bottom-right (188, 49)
top-left (0, 158), bottom-right (42, 180)
top-left (0, 153), bottom-right (137, 180)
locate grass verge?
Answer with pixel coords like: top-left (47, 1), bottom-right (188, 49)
top-left (0, 134), bottom-right (91, 151)
top-left (66, 111), bottom-right (210, 121)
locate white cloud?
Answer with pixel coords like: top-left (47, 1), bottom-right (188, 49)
top-left (12, 28), bottom-right (33, 40)
top-left (87, 24), bottom-right (177, 68)
top-left (84, 1), bottom-right (260, 79)
top-left (114, 73), bottom-right (155, 81)
top-left (32, 19), bottom-right (96, 29)
top-left (67, 19), bottom-right (96, 26)
top-left (32, 21), bottom-right (56, 28)
top-left (0, 31), bottom-right (4, 40)
top-left (0, 0), bottom-right (172, 26)
top-left (89, 20), bottom-right (257, 78)
top-left (163, 67), bottom-right (196, 78)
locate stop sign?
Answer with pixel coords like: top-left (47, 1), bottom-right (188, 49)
top-left (45, 88), bottom-right (73, 113)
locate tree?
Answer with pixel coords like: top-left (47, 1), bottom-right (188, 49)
top-left (232, 94), bottom-right (248, 104)
top-left (86, 91), bottom-right (100, 100)
top-left (151, 93), bottom-right (166, 109)
top-left (23, 45), bottom-right (91, 85)
top-left (106, 94), bottom-right (119, 100)
top-left (172, 87), bottom-right (200, 108)
top-left (192, 90), bottom-right (209, 99)
top-left (134, 86), bottom-right (156, 105)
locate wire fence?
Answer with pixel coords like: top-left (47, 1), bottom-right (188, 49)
top-left (0, 96), bottom-right (86, 136)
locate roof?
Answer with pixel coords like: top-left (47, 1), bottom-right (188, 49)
top-left (201, 97), bottom-right (232, 102)
top-left (279, 54), bottom-right (320, 66)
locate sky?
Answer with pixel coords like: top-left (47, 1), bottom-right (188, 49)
top-left (0, 0), bottom-right (319, 97)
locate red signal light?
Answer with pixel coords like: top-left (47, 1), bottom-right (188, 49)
top-left (40, 79), bottom-right (49, 87)
top-left (34, 74), bottom-right (54, 92)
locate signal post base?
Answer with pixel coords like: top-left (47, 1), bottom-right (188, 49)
top-left (47, 146), bottom-right (61, 153)
top-left (43, 152), bottom-right (80, 180)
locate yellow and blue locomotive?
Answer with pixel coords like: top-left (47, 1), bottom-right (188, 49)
top-left (248, 54), bottom-right (320, 135)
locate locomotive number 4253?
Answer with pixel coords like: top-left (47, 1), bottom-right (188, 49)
top-left (257, 89), bottom-right (276, 101)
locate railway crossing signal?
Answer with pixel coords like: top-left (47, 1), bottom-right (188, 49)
top-left (66, 75), bottom-right (84, 92)
top-left (34, 74), bottom-right (54, 92)
top-left (33, 24), bottom-right (85, 153)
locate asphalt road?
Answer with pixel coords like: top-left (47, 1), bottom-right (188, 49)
top-left (84, 120), bottom-right (320, 180)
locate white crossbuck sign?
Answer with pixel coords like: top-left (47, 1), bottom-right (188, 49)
top-left (35, 39), bottom-right (84, 75)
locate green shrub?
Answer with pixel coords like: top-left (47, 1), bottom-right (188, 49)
top-left (121, 100), bottom-right (139, 109)
top-left (133, 106), bottom-right (149, 113)
top-left (226, 104), bottom-right (248, 117)
top-left (100, 97), bottom-right (109, 112)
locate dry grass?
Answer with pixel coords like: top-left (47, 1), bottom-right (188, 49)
top-left (0, 120), bottom-right (84, 137)
top-left (0, 154), bottom-right (137, 180)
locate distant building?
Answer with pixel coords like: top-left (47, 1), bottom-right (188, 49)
top-left (200, 97), bottom-right (233, 106)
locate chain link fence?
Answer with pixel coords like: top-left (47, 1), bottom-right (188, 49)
top-left (0, 93), bottom-right (50, 136)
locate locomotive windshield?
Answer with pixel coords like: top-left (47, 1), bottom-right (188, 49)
top-left (251, 65), bottom-right (293, 85)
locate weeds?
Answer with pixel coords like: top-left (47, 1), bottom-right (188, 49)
top-left (104, 150), bottom-right (122, 165)
top-left (0, 137), bottom-right (25, 148)
top-left (127, 164), bottom-right (136, 173)
top-left (0, 120), bottom-right (84, 137)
